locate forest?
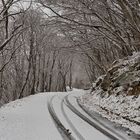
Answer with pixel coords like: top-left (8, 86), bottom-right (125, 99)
top-left (0, 0), bottom-right (140, 106)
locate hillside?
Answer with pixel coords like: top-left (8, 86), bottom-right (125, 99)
top-left (79, 52), bottom-right (140, 135)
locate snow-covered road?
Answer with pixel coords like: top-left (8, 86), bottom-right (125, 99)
top-left (52, 91), bottom-right (110, 140)
top-left (0, 89), bottom-right (114, 140)
top-left (0, 92), bottom-right (63, 140)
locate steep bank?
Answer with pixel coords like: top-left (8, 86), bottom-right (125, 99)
top-left (79, 52), bottom-right (140, 135)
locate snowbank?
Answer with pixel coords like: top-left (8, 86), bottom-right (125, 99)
top-left (79, 52), bottom-right (140, 135)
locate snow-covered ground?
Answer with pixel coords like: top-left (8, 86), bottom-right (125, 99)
top-left (79, 92), bottom-right (140, 135)
top-left (79, 52), bottom-right (140, 136)
top-left (0, 89), bottom-right (111, 140)
top-left (0, 92), bottom-right (64, 140)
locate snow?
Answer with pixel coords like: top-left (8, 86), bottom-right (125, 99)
top-left (0, 92), bottom-right (63, 140)
top-left (65, 93), bottom-right (110, 140)
top-left (0, 89), bottom-right (111, 140)
top-left (80, 90), bottom-right (140, 134)
top-left (52, 89), bottom-right (110, 140)
top-left (79, 52), bottom-right (140, 135)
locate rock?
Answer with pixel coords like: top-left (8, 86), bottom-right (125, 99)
top-left (130, 81), bottom-right (140, 87)
top-left (101, 73), bottom-right (111, 91)
top-left (127, 83), bottom-right (140, 95)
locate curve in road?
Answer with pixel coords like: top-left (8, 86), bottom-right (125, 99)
top-left (64, 94), bottom-right (125, 140)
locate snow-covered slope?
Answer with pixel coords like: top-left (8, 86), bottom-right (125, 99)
top-left (79, 52), bottom-right (140, 135)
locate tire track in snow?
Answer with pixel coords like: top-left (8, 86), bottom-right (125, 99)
top-left (64, 95), bottom-right (125, 140)
top-left (76, 98), bottom-right (128, 140)
top-left (60, 98), bottom-right (85, 140)
top-left (48, 96), bottom-right (75, 140)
